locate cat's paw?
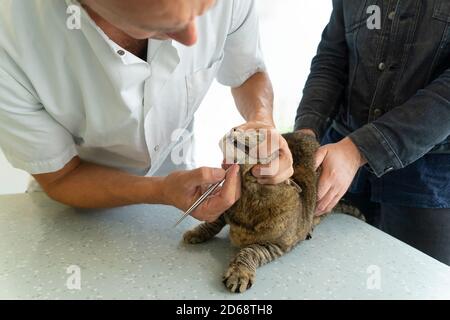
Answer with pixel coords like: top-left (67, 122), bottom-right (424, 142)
top-left (183, 230), bottom-right (209, 244)
top-left (222, 265), bottom-right (255, 293)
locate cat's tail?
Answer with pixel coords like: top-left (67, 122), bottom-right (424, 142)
top-left (332, 201), bottom-right (366, 221)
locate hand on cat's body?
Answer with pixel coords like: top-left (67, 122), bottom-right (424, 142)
top-left (229, 121), bottom-right (294, 185)
top-left (297, 129), bottom-right (367, 216)
top-left (162, 165), bottom-right (241, 222)
top-left (314, 138), bottom-right (367, 216)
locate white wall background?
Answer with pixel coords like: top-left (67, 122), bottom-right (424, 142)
top-left (0, 0), bottom-right (332, 195)
top-left (194, 0), bottom-right (332, 167)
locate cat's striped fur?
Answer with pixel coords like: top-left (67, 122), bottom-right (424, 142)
top-left (183, 132), bottom-right (359, 293)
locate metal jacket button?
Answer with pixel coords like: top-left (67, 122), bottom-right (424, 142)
top-left (384, 167), bottom-right (394, 173)
top-left (374, 108), bottom-right (384, 118)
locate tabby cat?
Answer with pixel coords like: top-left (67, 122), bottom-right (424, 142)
top-left (183, 131), bottom-right (324, 293)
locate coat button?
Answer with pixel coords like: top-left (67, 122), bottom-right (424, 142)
top-left (378, 62), bottom-right (386, 71)
top-left (373, 108), bottom-right (384, 118)
top-left (384, 167), bottom-right (394, 173)
top-left (388, 11), bottom-right (396, 20)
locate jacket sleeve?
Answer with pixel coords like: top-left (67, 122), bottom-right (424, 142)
top-left (349, 67), bottom-right (450, 177)
top-left (294, 0), bottom-right (348, 139)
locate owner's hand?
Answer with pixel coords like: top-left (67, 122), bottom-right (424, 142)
top-left (314, 137), bottom-right (367, 216)
top-left (233, 121), bottom-right (294, 185)
top-left (162, 165), bottom-right (241, 222)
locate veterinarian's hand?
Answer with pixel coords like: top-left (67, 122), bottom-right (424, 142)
top-left (162, 165), bottom-right (241, 222)
top-left (314, 137), bottom-right (367, 216)
top-left (234, 121), bottom-right (294, 185)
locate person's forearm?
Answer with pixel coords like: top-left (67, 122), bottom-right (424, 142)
top-left (231, 72), bottom-right (274, 125)
top-left (35, 158), bottom-right (166, 209)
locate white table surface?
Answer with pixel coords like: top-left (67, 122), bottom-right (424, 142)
top-left (0, 193), bottom-right (449, 300)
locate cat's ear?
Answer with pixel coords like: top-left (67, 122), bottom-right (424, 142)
top-left (287, 179), bottom-right (302, 193)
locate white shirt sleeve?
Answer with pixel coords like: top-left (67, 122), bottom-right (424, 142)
top-left (216, 0), bottom-right (267, 88)
top-left (0, 66), bottom-right (78, 175)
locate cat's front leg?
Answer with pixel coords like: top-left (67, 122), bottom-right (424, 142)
top-left (183, 215), bottom-right (227, 244)
top-left (223, 242), bottom-right (287, 293)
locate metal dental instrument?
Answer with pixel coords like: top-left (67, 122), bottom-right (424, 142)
top-left (173, 167), bottom-right (231, 228)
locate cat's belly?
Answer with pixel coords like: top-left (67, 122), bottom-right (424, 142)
top-left (225, 214), bottom-right (297, 248)
top-left (227, 223), bottom-right (260, 247)
top-left (224, 182), bottom-right (307, 248)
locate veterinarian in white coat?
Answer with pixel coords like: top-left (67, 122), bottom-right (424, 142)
top-left (0, 0), bottom-right (293, 221)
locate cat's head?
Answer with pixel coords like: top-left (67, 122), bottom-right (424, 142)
top-left (219, 128), bottom-right (276, 167)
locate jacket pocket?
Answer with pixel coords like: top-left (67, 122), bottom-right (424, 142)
top-left (185, 56), bottom-right (223, 118)
top-left (344, 0), bottom-right (370, 34)
top-left (432, 0), bottom-right (450, 47)
top-left (345, 16), bottom-right (368, 34)
top-left (429, 0), bottom-right (450, 79)
top-left (433, 0), bottom-right (450, 22)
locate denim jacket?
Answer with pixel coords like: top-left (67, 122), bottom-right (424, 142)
top-left (295, 0), bottom-right (450, 177)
